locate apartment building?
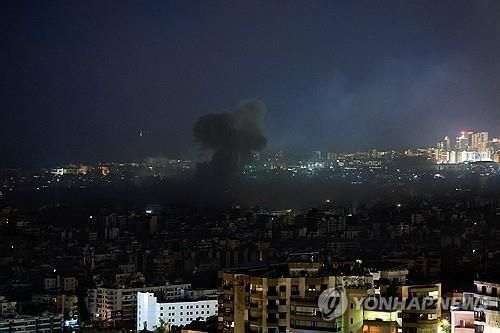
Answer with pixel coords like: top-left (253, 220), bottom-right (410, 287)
top-left (0, 297), bottom-right (16, 316)
top-left (86, 282), bottom-right (191, 328)
top-left (136, 292), bottom-right (218, 331)
top-left (401, 284), bottom-right (441, 333)
top-left (43, 276), bottom-right (78, 293)
top-left (0, 313), bottom-right (63, 333)
top-left (219, 263), bottom-right (374, 333)
top-left (473, 281), bottom-right (500, 333)
top-left (450, 293), bottom-right (474, 333)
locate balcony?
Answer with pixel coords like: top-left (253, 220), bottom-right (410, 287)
top-left (454, 322), bottom-right (475, 329)
top-left (454, 326), bottom-right (474, 333)
top-left (305, 291), bottom-right (319, 298)
top-left (290, 295), bottom-right (318, 305)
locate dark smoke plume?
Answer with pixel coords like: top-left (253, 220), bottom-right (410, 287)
top-left (193, 100), bottom-right (267, 179)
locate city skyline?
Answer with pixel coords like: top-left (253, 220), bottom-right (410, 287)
top-left (2, 1), bottom-right (500, 167)
top-left (4, 130), bottom-right (500, 170)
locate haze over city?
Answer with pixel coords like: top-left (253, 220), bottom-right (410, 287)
top-left (2, 0), bottom-right (500, 167)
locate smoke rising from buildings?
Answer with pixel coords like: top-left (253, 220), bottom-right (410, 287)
top-left (193, 100), bottom-right (267, 178)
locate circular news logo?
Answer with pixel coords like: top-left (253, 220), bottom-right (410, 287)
top-left (318, 287), bottom-right (348, 320)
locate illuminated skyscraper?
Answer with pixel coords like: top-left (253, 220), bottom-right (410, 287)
top-left (455, 132), bottom-right (472, 151)
top-left (443, 136), bottom-right (451, 151)
top-left (471, 132), bottom-right (488, 153)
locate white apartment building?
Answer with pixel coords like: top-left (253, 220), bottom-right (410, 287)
top-left (87, 283), bottom-right (191, 327)
top-left (450, 281), bottom-right (500, 333)
top-left (473, 281), bottom-right (500, 333)
top-left (450, 293), bottom-right (475, 333)
top-left (136, 292), bottom-right (218, 331)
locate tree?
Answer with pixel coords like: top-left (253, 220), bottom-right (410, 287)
top-left (153, 318), bottom-right (171, 333)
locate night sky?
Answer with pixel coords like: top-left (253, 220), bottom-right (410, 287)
top-left (2, 0), bottom-right (500, 167)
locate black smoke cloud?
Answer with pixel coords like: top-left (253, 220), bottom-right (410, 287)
top-left (193, 100), bottom-right (267, 178)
